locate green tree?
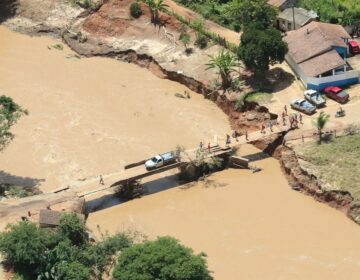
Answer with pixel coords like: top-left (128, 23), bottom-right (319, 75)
top-left (130, 2), bottom-right (142, 18)
top-left (238, 23), bottom-right (288, 78)
top-left (180, 33), bottom-right (191, 52)
top-left (206, 49), bottom-right (238, 89)
top-left (56, 261), bottom-right (89, 280)
top-left (113, 236), bottom-right (213, 280)
top-left (225, 0), bottom-right (277, 29)
top-left (146, 0), bottom-right (169, 23)
top-left (0, 222), bottom-right (45, 269)
top-left (315, 111), bottom-right (330, 143)
top-left (58, 213), bottom-right (87, 246)
top-left (0, 95), bottom-right (27, 150)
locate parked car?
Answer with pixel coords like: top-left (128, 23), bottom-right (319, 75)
top-left (323, 86), bottom-right (349, 103)
top-left (304, 89), bottom-right (326, 107)
top-left (349, 40), bottom-right (360, 55)
top-left (290, 98), bottom-right (316, 114)
top-left (145, 152), bottom-right (177, 170)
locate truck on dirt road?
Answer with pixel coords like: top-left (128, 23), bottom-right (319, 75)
top-left (145, 152), bottom-right (177, 170)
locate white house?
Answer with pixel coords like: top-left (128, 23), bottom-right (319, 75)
top-left (283, 21), bottom-right (359, 90)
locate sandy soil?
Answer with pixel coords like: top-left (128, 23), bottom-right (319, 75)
top-left (88, 144), bottom-right (360, 280)
top-left (0, 26), bottom-right (229, 193)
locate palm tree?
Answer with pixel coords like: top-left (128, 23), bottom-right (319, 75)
top-left (315, 111), bottom-right (330, 144)
top-left (206, 49), bottom-right (239, 89)
top-left (146, 0), bottom-right (169, 23)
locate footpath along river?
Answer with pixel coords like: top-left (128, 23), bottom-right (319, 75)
top-left (1, 26), bottom-right (360, 280)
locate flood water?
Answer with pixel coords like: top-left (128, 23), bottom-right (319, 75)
top-left (2, 26), bottom-right (360, 280)
top-left (0, 26), bottom-right (228, 193)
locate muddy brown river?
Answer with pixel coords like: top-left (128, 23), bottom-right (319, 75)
top-left (2, 26), bottom-right (360, 279)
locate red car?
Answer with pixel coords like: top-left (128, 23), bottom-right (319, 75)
top-left (323, 86), bottom-right (349, 103)
top-left (349, 40), bottom-right (360, 55)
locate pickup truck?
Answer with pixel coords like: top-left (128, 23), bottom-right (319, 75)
top-left (145, 152), bottom-right (177, 170)
top-left (304, 89), bottom-right (326, 107)
top-left (323, 86), bottom-right (349, 104)
top-left (290, 98), bottom-right (316, 114)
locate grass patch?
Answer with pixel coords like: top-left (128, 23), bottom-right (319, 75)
top-left (245, 92), bottom-right (273, 103)
top-left (294, 134), bottom-right (360, 198)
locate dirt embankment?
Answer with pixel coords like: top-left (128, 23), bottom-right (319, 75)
top-left (251, 132), bottom-right (360, 224)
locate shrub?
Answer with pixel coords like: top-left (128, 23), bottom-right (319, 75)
top-left (113, 236), bottom-right (213, 280)
top-left (58, 213), bottom-right (87, 246)
top-left (194, 32), bottom-right (208, 49)
top-left (130, 2), bottom-right (142, 18)
top-left (56, 261), bottom-right (90, 280)
top-left (0, 222), bottom-right (46, 268)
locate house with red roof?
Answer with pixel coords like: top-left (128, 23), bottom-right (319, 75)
top-left (283, 21), bottom-right (359, 90)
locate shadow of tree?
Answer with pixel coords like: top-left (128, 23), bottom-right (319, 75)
top-left (0, 170), bottom-right (44, 189)
top-left (268, 67), bottom-right (295, 93)
top-left (0, 0), bottom-right (18, 23)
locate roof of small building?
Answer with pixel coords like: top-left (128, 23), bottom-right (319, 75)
top-left (284, 21), bottom-right (351, 64)
top-left (299, 49), bottom-right (346, 77)
top-left (39, 209), bottom-right (61, 226)
top-left (267, 0), bottom-right (289, 8)
top-left (278, 7), bottom-right (317, 26)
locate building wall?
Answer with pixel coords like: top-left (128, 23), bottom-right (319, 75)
top-left (306, 71), bottom-right (359, 90)
top-left (285, 54), bottom-right (359, 90)
top-left (334, 46), bottom-right (348, 58)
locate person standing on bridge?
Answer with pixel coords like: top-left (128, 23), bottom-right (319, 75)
top-left (226, 134), bottom-right (231, 145)
top-left (199, 141), bottom-right (203, 151)
top-left (245, 130), bottom-right (248, 141)
top-left (284, 105), bottom-right (288, 115)
top-left (99, 175), bottom-right (104, 185)
top-left (207, 142), bottom-right (211, 153)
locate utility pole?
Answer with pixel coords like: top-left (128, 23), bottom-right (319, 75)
top-left (292, 4), bottom-right (296, 30)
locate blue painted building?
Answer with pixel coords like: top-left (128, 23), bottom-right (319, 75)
top-left (284, 22), bottom-right (359, 90)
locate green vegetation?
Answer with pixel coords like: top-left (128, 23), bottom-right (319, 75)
top-left (179, 32), bottom-right (191, 52)
top-left (145, 0), bottom-right (169, 23)
top-left (314, 111), bottom-right (330, 143)
top-left (0, 213), bottom-right (212, 280)
top-left (245, 92), bottom-right (273, 103)
top-left (226, 0), bottom-right (277, 29)
top-left (130, 2), bottom-right (142, 18)
top-left (195, 32), bottom-right (209, 49)
top-left (206, 49), bottom-right (239, 88)
top-left (299, 0), bottom-right (360, 26)
top-left (294, 133), bottom-right (360, 198)
top-left (0, 213), bottom-right (133, 279)
top-left (113, 236), bottom-right (213, 280)
top-left (0, 95), bottom-right (27, 150)
top-left (238, 22), bottom-right (288, 79)
top-left (175, 0), bottom-right (237, 31)
top-left (49, 44), bottom-right (64, 51)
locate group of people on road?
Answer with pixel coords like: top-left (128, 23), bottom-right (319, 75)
top-left (282, 105), bottom-right (303, 129)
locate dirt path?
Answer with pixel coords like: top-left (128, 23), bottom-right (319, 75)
top-left (163, 0), bottom-right (240, 45)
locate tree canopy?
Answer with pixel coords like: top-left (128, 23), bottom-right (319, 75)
top-left (225, 0), bottom-right (277, 29)
top-left (0, 214), bottom-right (133, 279)
top-left (206, 49), bottom-right (239, 88)
top-left (238, 23), bottom-right (288, 77)
top-left (113, 236), bottom-right (213, 280)
top-left (0, 95), bottom-right (27, 150)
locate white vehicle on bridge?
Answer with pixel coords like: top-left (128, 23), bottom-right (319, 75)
top-left (145, 152), bottom-right (177, 170)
